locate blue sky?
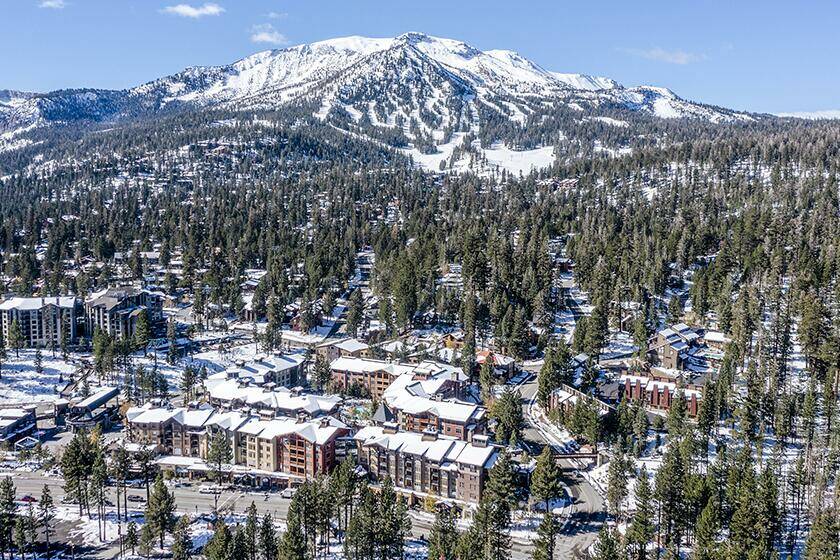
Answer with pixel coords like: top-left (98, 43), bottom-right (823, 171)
top-left (2, 0), bottom-right (838, 114)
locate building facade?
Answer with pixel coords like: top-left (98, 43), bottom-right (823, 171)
top-left (85, 287), bottom-right (163, 340)
top-left (354, 425), bottom-right (497, 504)
top-left (0, 296), bottom-right (78, 348)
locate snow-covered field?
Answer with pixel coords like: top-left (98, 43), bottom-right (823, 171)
top-left (0, 349), bottom-right (78, 403)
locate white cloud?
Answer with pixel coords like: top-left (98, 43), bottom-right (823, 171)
top-left (266, 11), bottom-right (287, 19)
top-left (161, 3), bottom-right (225, 18)
top-left (39, 0), bottom-right (66, 8)
top-left (623, 47), bottom-right (706, 65)
top-left (250, 23), bottom-right (288, 46)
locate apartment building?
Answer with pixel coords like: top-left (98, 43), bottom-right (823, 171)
top-left (0, 296), bottom-right (78, 348)
top-left (380, 370), bottom-right (485, 441)
top-left (329, 357), bottom-right (468, 401)
top-left (205, 379), bottom-right (341, 418)
top-left (354, 425), bottom-right (497, 505)
top-left (85, 287), bottom-right (163, 340)
top-left (126, 405), bottom-right (349, 478)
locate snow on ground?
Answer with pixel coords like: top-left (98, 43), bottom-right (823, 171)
top-left (402, 133), bottom-right (556, 176)
top-left (599, 331), bottom-right (637, 361)
top-left (0, 349), bottom-right (78, 403)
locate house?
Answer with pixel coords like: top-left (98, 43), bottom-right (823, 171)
top-left (354, 425), bottom-right (498, 505)
top-left (85, 287), bottom-right (163, 340)
top-left (222, 354), bottom-right (307, 388)
top-left (649, 323), bottom-right (701, 370)
top-left (621, 374), bottom-right (703, 417)
top-left (475, 349), bottom-right (516, 379)
top-left (0, 296), bottom-right (78, 348)
top-left (315, 338), bottom-right (371, 363)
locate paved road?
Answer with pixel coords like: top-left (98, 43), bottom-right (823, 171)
top-left (515, 374), bottom-right (606, 558)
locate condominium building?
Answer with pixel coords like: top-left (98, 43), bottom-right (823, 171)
top-left (354, 425), bottom-right (498, 505)
top-left (85, 287), bottom-right (163, 340)
top-left (0, 296), bottom-right (78, 348)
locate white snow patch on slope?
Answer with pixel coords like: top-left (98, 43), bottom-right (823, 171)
top-left (776, 110), bottom-right (840, 120)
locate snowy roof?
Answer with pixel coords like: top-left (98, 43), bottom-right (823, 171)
top-left (0, 296), bottom-right (76, 311)
top-left (382, 372), bottom-right (483, 424)
top-left (329, 356), bottom-right (414, 376)
top-left (354, 426), bottom-right (497, 468)
top-left (236, 416), bottom-right (348, 445)
top-left (206, 380), bottom-right (341, 415)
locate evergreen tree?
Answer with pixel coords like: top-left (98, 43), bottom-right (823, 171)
top-left (206, 430), bottom-right (232, 514)
top-left (39, 484), bottom-right (56, 560)
top-left (606, 453), bottom-right (630, 519)
top-left (172, 515), bottom-right (193, 560)
top-left (8, 320), bottom-right (23, 358)
top-left (204, 521), bottom-right (232, 560)
top-left (530, 513), bottom-right (557, 560)
top-left (592, 527), bottom-right (621, 560)
top-left (125, 521), bottom-right (139, 556)
top-left (530, 446), bottom-right (561, 510)
top-left (279, 499), bottom-right (307, 560)
top-left (259, 514), bottom-right (278, 560)
top-left (804, 507), bottom-right (839, 560)
top-left (427, 507), bottom-right (458, 560)
top-left (134, 310), bottom-right (152, 355)
top-left (145, 476), bottom-right (176, 548)
top-left (627, 466), bottom-right (654, 560)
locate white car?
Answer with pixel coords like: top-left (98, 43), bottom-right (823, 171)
top-left (280, 487), bottom-right (297, 499)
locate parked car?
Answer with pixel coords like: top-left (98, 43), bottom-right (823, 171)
top-left (19, 495), bottom-right (37, 503)
top-left (127, 495), bottom-right (145, 503)
top-left (280, 487), bottom-right (297, 499)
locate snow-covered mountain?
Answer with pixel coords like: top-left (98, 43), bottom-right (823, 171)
top-left (1, 32), bottom-right (754, 166)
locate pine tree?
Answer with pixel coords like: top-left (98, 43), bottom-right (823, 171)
top-left (125, 521), bottom-right (139, 556)
top-left (592, 527), bottom-right (622, 560)
top-left (134, 310), bottom-right (152, 355)
top-left (804, 507), bottom-right (839, 560)
top-left (606, 453), bottom-right (630, 519)
top-left (259, 514), bottom-right (278, 560)
top-left (204, 521), bottom-right (232, 560)
top-left (138, 522), bottom-right (156, 558)
top-left (145, 476), bottom-right (176, 548)
top-left (693, 500), bottom-right (719, 560)
top-left (530, 446), bottom-right (561, 510)
top-left (172, 515), bottom-right (193, 560)
top-left (279, 499), bottom-right (307, 560)
top-left (627, 466), bottom-right (654, 560)
top-left (0, 476), bottom-right (17, 558)
top-left (34, 348), bottom-right (43, 375)
top-left (14, 514), bottom-right (27, 560)
top-left (8, 320), bottom-right (23, 358)
top-left (346, 288), bottom-right (364, 337)
top-left (39, 484), bottom-right (56, 560)
top-left (243, 502), bottom-right (259, 560)
top-left (207, 430), bottom-right (232, 514)
top-left (530, 513), bottom-right (557, 560)
top-left (0, 330), bottom-right (6, 379)
top-left (427, 507), bottom-right (458, 560)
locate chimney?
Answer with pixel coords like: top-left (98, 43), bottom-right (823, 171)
top-left (421, 427), bottom-right (438, 441)
top-left (382, 422), bottom-right (398, 434)
top-left (472, 434), bottom-right (489, 448)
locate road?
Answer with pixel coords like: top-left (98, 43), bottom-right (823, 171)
top-left (515, 373), bottom-right (606, 558)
